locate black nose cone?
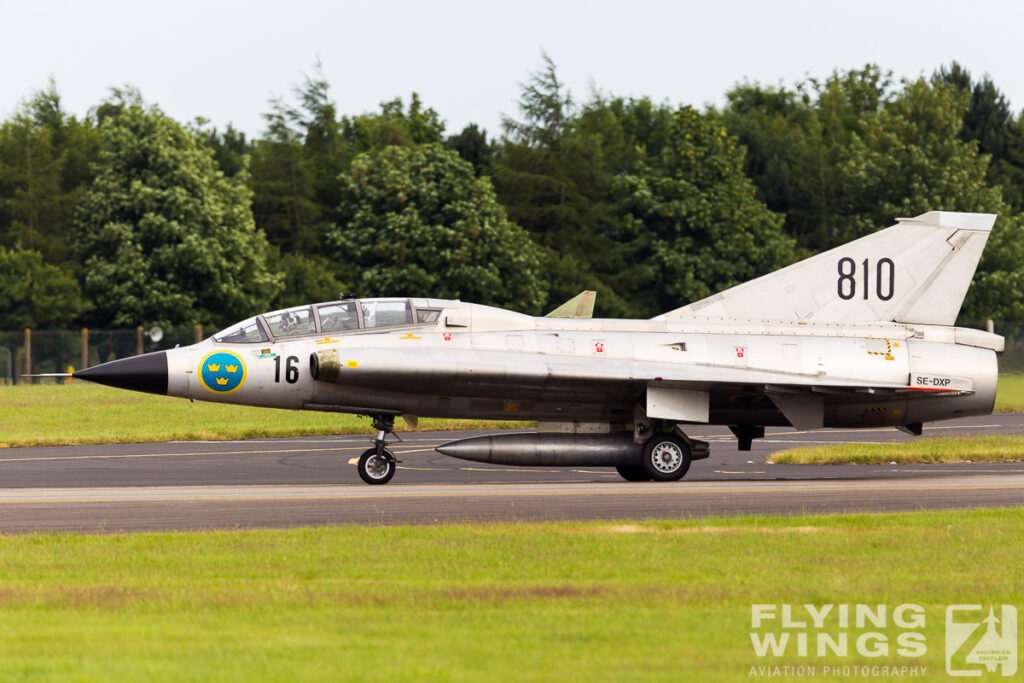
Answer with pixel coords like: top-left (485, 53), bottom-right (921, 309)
top-left (73, 351), bottom-right (168, 395)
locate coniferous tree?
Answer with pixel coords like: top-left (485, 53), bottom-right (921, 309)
top-left (492, 54), bottom-right (622, 312)
top-left (250, 97), bottom-right (321, 253)
top-left (446, 123), bottom-right (492, 176)
top-left (934, 62), bottom-right (1024, 209)
top-left (200, 123), bottom-right (249, 178)
top-left (0, 80), bottom-right (100, 263)
top-left (492, 53), bottom-right (576, 249)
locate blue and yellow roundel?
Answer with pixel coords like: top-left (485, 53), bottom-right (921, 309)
top-left (199, 350), bottom-right (247, 394)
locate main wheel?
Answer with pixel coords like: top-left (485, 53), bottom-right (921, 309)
top-left (641, 434), bottom-right (691, 482)
top-left (358, 447), bottom-right (396, 485)
top-left (615, 465), bottom-right (651, 482)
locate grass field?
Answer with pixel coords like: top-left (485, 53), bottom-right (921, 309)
top-left (0, 383), bottom-right (525, 448)
top-left (4, 375), bottom-right (1024, 449)
top-left (995, 372), bottom-right (1024, 411)
top-left (772, 434), bottom-right (1024, 464)
top-left (0, 509), bottom-right (1018, 681)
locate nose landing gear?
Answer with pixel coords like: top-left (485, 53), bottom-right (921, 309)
top-left (357, 414), bottom-right (400, 485)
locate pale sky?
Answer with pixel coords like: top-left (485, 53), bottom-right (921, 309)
top-left (2, 0), bottom-right (1022, 141)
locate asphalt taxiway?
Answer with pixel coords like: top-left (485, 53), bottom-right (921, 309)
top-left (2, 414), bottom-right (1024, 532)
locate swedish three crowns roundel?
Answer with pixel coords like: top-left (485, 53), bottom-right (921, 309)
top-left (199, 350), bottom-right (247, 394)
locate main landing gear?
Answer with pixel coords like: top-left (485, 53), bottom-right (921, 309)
top-left (615, 426), bottom-right (710, 482)
top-left (640, 432), bottom-right (692, 481)
top-left (357, 414), bottom-right (400, 485)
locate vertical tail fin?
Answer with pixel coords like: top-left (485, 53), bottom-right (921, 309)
top-left (545, 290), bottom-right (596, 318)
top-left (655, 212), bottom-right (996, 326)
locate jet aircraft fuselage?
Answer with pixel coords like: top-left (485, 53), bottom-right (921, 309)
top-left (70, 211), bottom-right (1005, 484)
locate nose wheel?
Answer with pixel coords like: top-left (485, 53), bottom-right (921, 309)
top-left (358, 447), bottom-right (396, 484)
top-left (357, 414), bottom-right (400, 485)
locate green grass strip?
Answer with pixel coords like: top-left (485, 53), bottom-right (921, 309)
top-left (995, 372), bottom-right (1024, 412)
top-left (0, 383), bottom-right (526, 448)
top-left (0, 509), bottom-right (1021, 680)
top-left (772, 434), bottom-right (1024, 464)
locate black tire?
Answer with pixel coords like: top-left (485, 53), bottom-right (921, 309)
top-left (615, 465), bottom-right (651, 482)
top-left (641, 434), bottom-right (691, 482)
top-left (358, 447), bottom-right (396, 485)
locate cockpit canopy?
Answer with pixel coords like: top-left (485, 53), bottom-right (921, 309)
top-left (212, 298), bottom-right (447, 343)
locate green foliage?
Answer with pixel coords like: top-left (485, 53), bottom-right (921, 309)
top-left (286, 64), bottom-right (349, 229)
top-left (837, 78), bottom-right (998, 233)
top-left (342, 93), bottom-right (445, 153)
top-left (0, 114), bottom-right (62, 251)
top-left (492, 54), bottom-right (578, 253)
top-left (723, 66), bottom-right (896, 250)
top-left (0, 80), bottom-right (100, 263)
top-left (614, 106), bottom-right (797, 315)
top-left (0, 245), bottom-right (85, 328)
top-left (961, 214), bottom-right (1024, 321)
top-left (720, 82), bottom-right (814, 242)
top-left (248, 66), bottom-right (447, 258)
top-left (492, 55), bottom-right (762, 317)
top-left (3, 62), bottom-right (1024, 330)
top-left (934, 62), bottom-right (1024, 209)
top-left (574, 94), bottom-right (675, 173)
top-left (249, 97), bottom-right (322, 253)
top-left (198, 122), bottom-right (249, 178)
top-left (268, 252), bottom-right (348, 310)
top-left (326, 144), bottom-right (547, 313)
top-left (501, 52), bottom-right (572, 149)
top-left (446, 123), bottom-right (492, 176)
top-left (724, 66), bottom-right (1024, 235)
top-left (492, 57), bottom-right (644, 315)
top-left (74, 99), bottom-right (281, 328)
top-left (569, 95), bottom-right (678, 315)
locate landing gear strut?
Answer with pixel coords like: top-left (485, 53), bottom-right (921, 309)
top-left (729, 425), bottom-right (765, 451)
top-left (357, 414), bottom-right (399, 485)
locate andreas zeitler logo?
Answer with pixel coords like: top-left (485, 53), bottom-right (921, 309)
top-left (748, 603), bottom-right (1018, 678)
top-left (946, 605), bottom-right (1017, 677)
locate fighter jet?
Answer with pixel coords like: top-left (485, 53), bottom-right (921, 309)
top-left (65, 211), bottom-right (1003, 484)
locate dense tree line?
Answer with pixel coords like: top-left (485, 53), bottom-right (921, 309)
top-left (2, 59), bottom-right (1024, 330)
